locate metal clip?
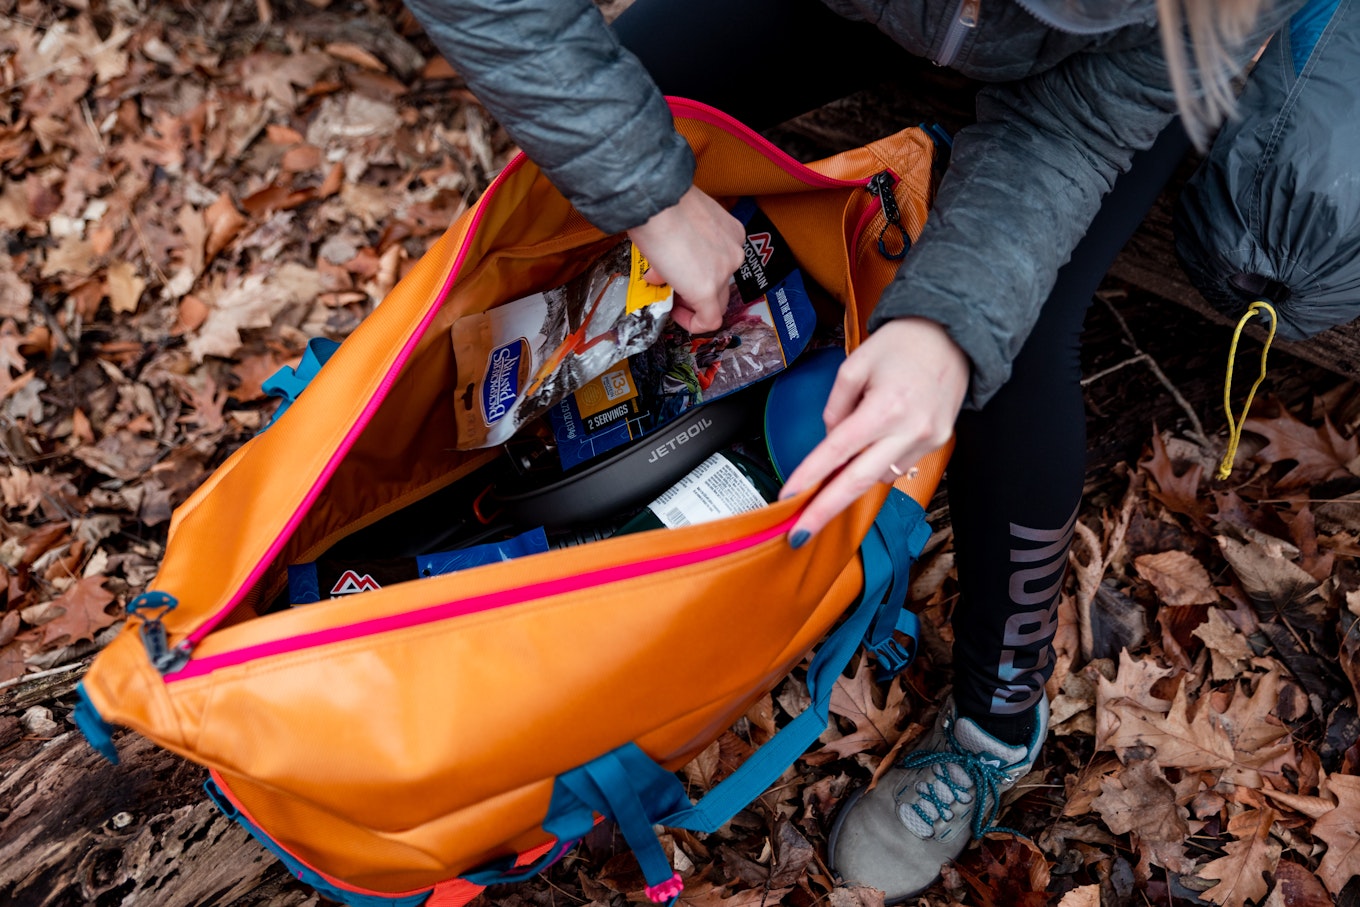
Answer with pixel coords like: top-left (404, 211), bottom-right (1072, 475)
top-left (127, 591), bottom-right (190, 675)
top-left (866, 171), bottom-right (910, 261)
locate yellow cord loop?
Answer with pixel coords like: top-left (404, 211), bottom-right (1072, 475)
top-left (1218, 301), bottom-right (1278, 480)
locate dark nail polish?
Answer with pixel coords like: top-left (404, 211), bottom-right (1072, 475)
top-left (789, 529), bottom-right (810, 549)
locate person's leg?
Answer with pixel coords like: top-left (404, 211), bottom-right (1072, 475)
top-left (611, 0), bottom-right (906, 129)
top-left (945, 120), bottom-right (1193, 744)
top-left (828, 121), bottom-right (1193, 902)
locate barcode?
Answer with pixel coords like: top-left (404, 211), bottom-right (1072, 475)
top-left (664, 508), bottom-right (690, 527)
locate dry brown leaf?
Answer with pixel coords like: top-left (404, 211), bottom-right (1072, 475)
top-left (1192, 608), bottom-right (1254, 682)
top-left (1218, 671), bottom-right (1291, 759)
top-left (0, 267), bottom-right (33, 319)
top-left (1216, 533), bottom-right (1319, 611)
top-left (105, 260), bottom-right (145, 314)
top-left (325, 42), bottom-right (387, 71)
top-left (1094, 649), bottom-right (1177, 751)
top-left (38, 575), bottom-right (118, 646)
top-left (1244, 407), bottom-right (1359, 488)
top-left (1135, 550), bottom-right (1218, 606)
top-left (1056, 885), bottom-right (1100, 907)
top-left (40, 234), bottom-right (97, 278)
top-left (1197, 807), bottom-right (1280, 907)
top-left (188, 264), bottom-right (323, 361)
top-left (826, 888), bottom-right (886, 907)
top-left (1265, 860), bottom-right (1334, 907)
top-left (0, 639), bottom-right (26, 684)
top-left (205, 193), bottom-right (247, 260)
top-left (1100, 677), bottom-right (1236, 773)
top-left (676, 883), bottom-right (794, 907)
top-left (1313, 773), bottom-right (1360, 896)
top-left (957, 836), bottom-right (1051, 907)
top-left (807, 658), bottom-right (906, 762)
top-left (1092, 755), bottom-right (1194, 873)
top-left (1140, 430), bottom-right (1209, 523)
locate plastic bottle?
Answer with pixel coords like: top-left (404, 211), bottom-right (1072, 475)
top-left (613, 450), bottom-right (780, 535)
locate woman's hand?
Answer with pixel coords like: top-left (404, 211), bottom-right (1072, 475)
top-left (628, 185), bottom-right (746, 333)
top-left (779, 317), bottom-right (969, 545)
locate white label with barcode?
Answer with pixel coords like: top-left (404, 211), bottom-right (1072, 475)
top-left (647, 454), bottom-right (766, 529)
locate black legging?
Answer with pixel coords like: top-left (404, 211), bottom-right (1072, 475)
top-left (613, 0), bottom-right (1189, 731)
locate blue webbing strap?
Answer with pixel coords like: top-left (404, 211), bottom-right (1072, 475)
top-left (863, 490), bottom-right (931, 678)
top-left (530, 491), bottom-right (930, 894)
top-left (260, 337), bottom-right (341, 432)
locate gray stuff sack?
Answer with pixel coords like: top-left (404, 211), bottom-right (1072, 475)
top-left (1174, 0), bottom-right (1360, 340)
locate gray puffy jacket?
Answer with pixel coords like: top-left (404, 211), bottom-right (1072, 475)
top-left (404, 0), bottom-right (1289, 408)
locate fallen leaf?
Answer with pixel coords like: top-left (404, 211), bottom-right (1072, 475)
top-left (826, 888), bottom-right (886, 907)
top-left (40, 234), bottom-right (97, 278)
top-left (325, 41), bottom-right (387, 71)
top-left (0, 640), bottom-right (26, 684)
top-left (1140, 430), bottom-right (1209, 523)
top-left (205, 193), bottom-right (247, 260)
top-left (1244, 407), bottom-right (1359, 488)
top-left (676, 883), bottom-right (794, 907)
top-left (1057, 885), bottom-right (1100, 907)
top-left (1196, 807), bottom-right (1280, 907)
top-left (956, 836), bottom-right (1051, 907)
top-left (806, 658), bottom-right (906, 762)
top-left (1093, 649), bottom-right (1177, 752)
top-left (1192, 608), bottom-right (1255, 681)
top-left (1216, 533), bottom-right (1319, 612)
top-left (1092, 754), bottom-right (1194, 874)
top-left (105, 260), bottom-right (145, 314)
top-left (39, 575), bottom-right (119, 646)
top-left (187, 263), bottom-right (323, 361)
top-left (1135, 550), bottom-right (1219, 606)
top-left (1266, 860), bottom-right (1334, 907)
top-left (1313, 773), bottom-right (1360, 896)
top-left (1099, 676), bottom-right (1236, 773)
top-left (768, 818), bottom-right (815, 888)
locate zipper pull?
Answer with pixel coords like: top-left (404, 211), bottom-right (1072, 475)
top-left (128, 591), bottom-right (191, 675)
top-left (867, 171), bottom-right (910, 261)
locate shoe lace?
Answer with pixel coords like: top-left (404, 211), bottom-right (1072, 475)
top-left (897, 721), bottom-right (1024, 840)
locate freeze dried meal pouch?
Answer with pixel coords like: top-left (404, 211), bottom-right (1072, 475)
top-left (451, 240), bottom-right (673, 449)
top-left (546, 199), bottom-right (817, 470)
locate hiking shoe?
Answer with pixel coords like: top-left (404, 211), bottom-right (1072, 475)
top-left (827, 695), bottom-right (1049, 902)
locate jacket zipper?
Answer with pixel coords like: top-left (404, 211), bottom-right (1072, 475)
top-left (141, 100), bottom-right (907, 678)
top-left (934, 0), bottom-right (981, 67)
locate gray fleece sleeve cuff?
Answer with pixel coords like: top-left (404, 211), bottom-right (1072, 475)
top-left (405, 0), bottom-right (695, 234)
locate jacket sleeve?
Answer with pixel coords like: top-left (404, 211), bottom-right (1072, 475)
top-left (868, 23), bottom-right (1276, 410)
top-left (403, 0), bottom-right (695, 234)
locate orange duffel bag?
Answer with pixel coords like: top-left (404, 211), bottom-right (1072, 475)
top-left (75, 99), bottom-right (949, 907)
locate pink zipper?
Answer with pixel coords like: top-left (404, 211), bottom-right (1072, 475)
top-left (666, 98), bottom-right (870, 191)
top-left (167, 99), bottom-right (889, 670)
top-left (169, 515), bottom-right (797, 682)
top-left (179, 156), bottom-right (531, 652)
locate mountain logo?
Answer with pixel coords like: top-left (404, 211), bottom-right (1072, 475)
top-left (330, 570), bottom-right (381, 596)
top-left (748, 232), bottom-right (774, 267)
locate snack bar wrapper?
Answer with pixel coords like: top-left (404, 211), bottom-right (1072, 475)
top-left (546, 199), bottom-right (817, 470)
top-left (451, 241), bottom-right (673, 449)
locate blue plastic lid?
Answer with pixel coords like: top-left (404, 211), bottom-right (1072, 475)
top-left (763, 347), bottom-right (846, 482)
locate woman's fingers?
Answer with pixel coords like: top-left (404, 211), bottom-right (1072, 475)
top-left (780, 317), bottom-right (970, 544)
top-left (628, 185), bottom-right (746, 334)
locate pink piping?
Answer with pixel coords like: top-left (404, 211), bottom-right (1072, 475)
top-left (171, 515), bottom-right (798, 681)
top-left (183, 156), bottom-right (530, 649)
top-left (665, 97), bottom-right (868, 191)
top-left (176, 97), bottom-right (859, 660)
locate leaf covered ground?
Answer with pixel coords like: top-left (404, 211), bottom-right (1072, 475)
top-left (3, 1), bottom-right (1360, 906)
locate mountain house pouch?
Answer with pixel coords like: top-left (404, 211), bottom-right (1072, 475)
top-left (75, 99), bottom-right (949, 907)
